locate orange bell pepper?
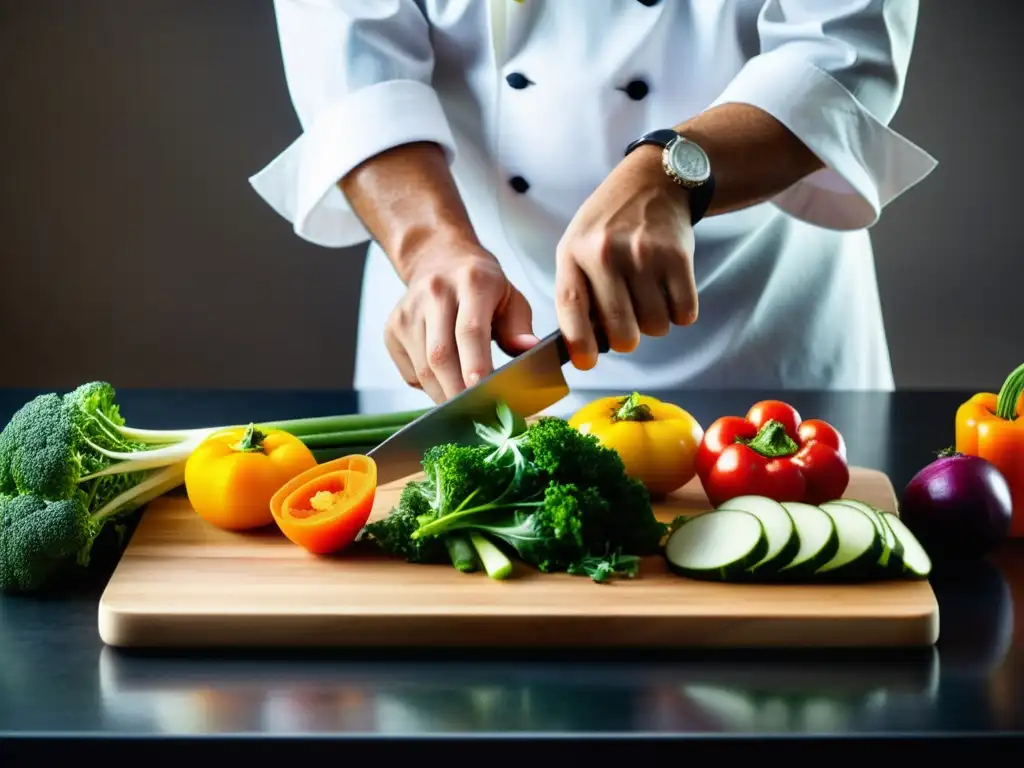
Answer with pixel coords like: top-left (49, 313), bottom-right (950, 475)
top-left (269, 454), bottom-right (378, 555)
top-left (955, 362), bottom-right (1024, 537)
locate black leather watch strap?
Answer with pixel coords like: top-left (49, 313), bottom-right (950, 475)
top-left (625, 129), bottom-right (716, 227)
top-left (624, 128), bottom-right (680, 155)
top-left (685, 173), bottom-right (715, 227)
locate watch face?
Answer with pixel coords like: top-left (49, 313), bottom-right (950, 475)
top-left (666, 139), bottom-right (711, 183)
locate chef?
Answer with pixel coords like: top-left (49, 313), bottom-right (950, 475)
top-left (250, 0), bottom-right (937, 410)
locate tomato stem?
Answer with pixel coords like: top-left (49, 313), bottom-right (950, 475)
top-left (612, 392), bottom-right (654, 422)
top-left (230, 423), bottom-right (267, 454)
top-left (995, 362), bottom-right (1024, 421)
top-left (738, 419), bottom-right (798, 458)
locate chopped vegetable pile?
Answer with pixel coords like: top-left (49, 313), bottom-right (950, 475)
top-left (362, 403), bottom-right (666, 582)
top-left (0, 382), bottom-right (425, 593)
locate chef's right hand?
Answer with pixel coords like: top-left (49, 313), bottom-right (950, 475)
top-left (385, 249), bottom-right (539, 403)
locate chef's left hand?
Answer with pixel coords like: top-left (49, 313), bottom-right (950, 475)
top-left (555, 145), bottom-right (699, 370)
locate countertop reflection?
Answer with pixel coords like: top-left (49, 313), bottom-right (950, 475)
top-left (95, 646), bottom-right (943, 735)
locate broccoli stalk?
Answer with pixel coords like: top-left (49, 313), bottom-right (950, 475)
top-left (444, 534), bottom-right (480, 573)
top-left (467, 533), bottom-right (513, 580)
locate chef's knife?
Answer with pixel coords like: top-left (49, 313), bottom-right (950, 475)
top-left (367, 327), bottom-right (608, 486)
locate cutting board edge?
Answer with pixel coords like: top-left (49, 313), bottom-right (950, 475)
top-left (97, 597), bottom-right (939, 650)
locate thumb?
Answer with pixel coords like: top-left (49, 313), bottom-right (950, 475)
top-left (493, 287), bottom-right (538, 356)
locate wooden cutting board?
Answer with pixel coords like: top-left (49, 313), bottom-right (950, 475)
top-left (98, 467), bottom-right (939, 649)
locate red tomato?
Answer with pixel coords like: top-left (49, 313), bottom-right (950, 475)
top-left (745, 400), bottom-right (802, 440)
top-left (791, 441), bottom-right (850, 504)
top-left (797, 418), bottom-right (847, 460)
top-left (696, 416), bottom-right (757, 480)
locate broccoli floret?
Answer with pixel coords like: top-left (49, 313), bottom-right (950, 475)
top-left (0, 493), bottom-right (92, 593)
top-left (0, 460), bottom-right (185, 594)
top-left (522, 416), bottom-right (626, 488)
top-left (362, 482), bottom-right (450, 565)
top-left (522, 416), bottom-right (666, 555)
top-left (0, 393), bottom-right (81, 500)
top-left (419, 443), bottom-right (518, 519)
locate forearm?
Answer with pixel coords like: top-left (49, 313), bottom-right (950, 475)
top-left (673, 103), bottom-right (825, 216)
top-left (338, 142), bottom-right (480, 282)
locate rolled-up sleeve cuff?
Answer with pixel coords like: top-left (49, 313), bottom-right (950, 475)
top-left (709, 53), bottom-right (938, 231)
top-left (249, 79), bottom-right (457, 248)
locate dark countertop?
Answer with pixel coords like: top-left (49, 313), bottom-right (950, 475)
top-left (2, 387), bottom-right (1023, 755)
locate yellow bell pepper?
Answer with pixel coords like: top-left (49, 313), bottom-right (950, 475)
top-left (568, 392), bottom-right (704, 498)
top-left (184, 423), bottom-right (318, 531)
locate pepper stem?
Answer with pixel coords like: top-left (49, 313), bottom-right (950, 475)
top-left (995, 362), bottom-right (1024, 421)
top-left (738, 419), bottom-right (798, 458)
top-left (230, 423), bottom-right (267, 453)
top-left (612, 392), bottom-right (654, 422)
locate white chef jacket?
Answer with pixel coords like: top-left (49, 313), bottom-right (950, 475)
top-left (250, 0), bottom-right (937, 413)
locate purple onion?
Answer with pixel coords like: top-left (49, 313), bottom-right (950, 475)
top-left (899, 452), bottom-right (1012, 560)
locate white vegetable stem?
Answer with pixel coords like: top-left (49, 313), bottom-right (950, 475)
top-left (470, 533), bottom-right (513, 580)
top-left (80, 433), bottom-right (211, 480)
top-left (115, 424), bottom-right (217, 444)
top-left (92, 462), bottom-right (186, 524)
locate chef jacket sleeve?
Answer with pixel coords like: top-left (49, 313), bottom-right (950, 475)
top-left (708, 0), bottom-right (937, 230)
top-left (249, 0), bottom-right (457, 247)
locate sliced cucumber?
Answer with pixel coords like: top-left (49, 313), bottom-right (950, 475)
top-left (777, 502), bottom-right (839, 578)
top-left (664, 509), bottom-right (768, 581)
top-left (882, 513), bottom-right (932, 579)
top-left (815, 502), bottom-right (883, 578)
top-left (826, 498), bottom-right (903, 573)
top-left (717, 495), bottom-right (798, 575)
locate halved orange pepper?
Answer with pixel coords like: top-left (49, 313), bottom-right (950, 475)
top-left (269, 455), bottom-right (378, 555)
top-left (956, 362), bottom-right (1024, 537)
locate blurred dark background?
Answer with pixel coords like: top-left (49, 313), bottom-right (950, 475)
top-left (0, 1), bottom-right (1018, 391)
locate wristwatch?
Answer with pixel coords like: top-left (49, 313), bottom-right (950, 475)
top-left (624, 128), bottom-right (716, 226)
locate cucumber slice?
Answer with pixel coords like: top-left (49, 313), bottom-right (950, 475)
top-left (717, 495), bottom-right (798, 575)
top-left (664, 509), bottom-right (768, 581)
top-left (826, 498), bottom-right (885, 538)
top-left (870, 504), bottom-right (908, 575)
top-left (826, 499), bottom-right (903, 572)
top-left (815, 502), bottom-right (883, 578)
top-left (777, 502), bottom-right (839, 578)
top-left (881, 513), bottom-right (932, 579)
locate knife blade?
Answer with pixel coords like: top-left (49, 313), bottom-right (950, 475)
top-left (367, 327), bottom-right (608, 486)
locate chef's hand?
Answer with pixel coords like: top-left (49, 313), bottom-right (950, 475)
top-left (385, 247), bottom-right (538, 403)
top-left (555, 145), bottom-right (699, 370)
